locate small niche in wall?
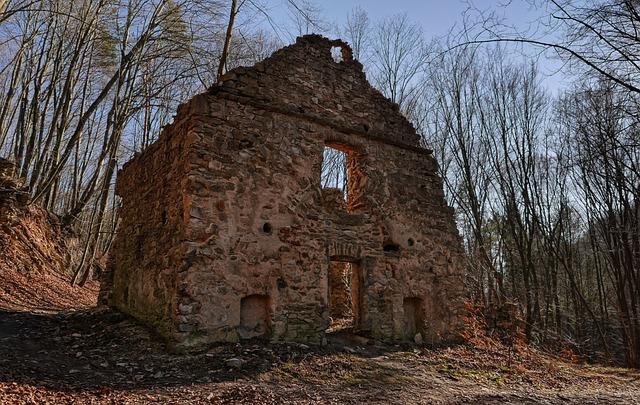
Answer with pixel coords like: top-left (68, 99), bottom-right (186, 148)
top-left (261, 222), bottom-right (272, 235)
top-left (239, 294), bottom-right (271, 340)
top-left (135, 235), bottom-right (143, 260)
top-left (403, 297), bottom-right (424, 342)
top-left (383, 242), bottom-right (400, 254)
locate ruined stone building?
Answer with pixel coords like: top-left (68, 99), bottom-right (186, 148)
top-left (101, 35), bottom-right (465, 351)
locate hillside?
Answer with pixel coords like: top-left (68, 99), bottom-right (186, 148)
top-left (0, 158), bottom-right (98, 312)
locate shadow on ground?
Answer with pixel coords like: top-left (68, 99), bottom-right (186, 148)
top-left (2, 308), bottom-right (639, 404)
top-left (0, 307), bottom-right (413, 393)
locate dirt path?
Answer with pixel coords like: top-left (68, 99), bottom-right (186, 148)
top-left (1, 306), bottom-right (639, 404)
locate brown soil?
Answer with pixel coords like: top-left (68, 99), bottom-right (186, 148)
top-left (1, 298), bottom-right (638, 404)
top-left (1, 168), bottom-right (97, 313)
top-left (0, 267), bottom-right (98, 313)
top-left (0, 201), bottom-right (73, 278)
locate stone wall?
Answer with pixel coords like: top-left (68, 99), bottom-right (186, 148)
top-left (103, 114), bottom-right (194, 337)
top-left (104, 35), bottom-right (465, 351)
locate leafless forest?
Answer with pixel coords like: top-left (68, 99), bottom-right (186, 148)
top-left (1, 0), bottom-right (639, 370)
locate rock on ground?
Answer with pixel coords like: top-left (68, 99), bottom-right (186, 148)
top-left (0, 305), bottom-right (638, 404)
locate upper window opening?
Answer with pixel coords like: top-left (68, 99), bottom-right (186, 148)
top-left (321, 142), bottom-right (365, 213)
top-left (330, 46), bottom-right (344, 63)
top-left (322, 145), bottom-right (348, 201)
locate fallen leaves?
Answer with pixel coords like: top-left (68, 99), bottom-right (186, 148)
top-left (0, 304), bottom-right (639, 403)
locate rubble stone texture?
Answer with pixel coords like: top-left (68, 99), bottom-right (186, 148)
top-left (102, 35), bottom-right (466, 351)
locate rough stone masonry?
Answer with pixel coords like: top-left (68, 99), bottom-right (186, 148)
top-left (101, 35), bottom-right (466, 351)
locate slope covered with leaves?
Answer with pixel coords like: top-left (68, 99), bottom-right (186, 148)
top-left (0, 159), bottom-right (98, 312)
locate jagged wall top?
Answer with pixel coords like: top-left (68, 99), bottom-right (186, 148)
top-left (209, 35), bottom-right (422, 148)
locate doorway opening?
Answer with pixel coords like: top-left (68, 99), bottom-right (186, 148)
top-left (327, 260), bottom-right (362, 333)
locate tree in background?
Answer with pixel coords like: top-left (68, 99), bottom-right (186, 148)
top-left (0, 0), bottom-right (322, 283)
top-left (444, 0), bottom-right (640, 366)
top-left (2, 0), bottom-right (639, 368)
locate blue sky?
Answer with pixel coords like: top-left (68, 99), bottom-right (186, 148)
top-left (264, 0), bottom-right (569, 94)
top-left (320, 0), bottom-right (487, 35)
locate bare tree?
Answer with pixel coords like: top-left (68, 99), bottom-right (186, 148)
top-left (343, 6), bottom-right (370, 62)
top-left (370, 13), bottom-right (430, 126)
top-left (459, 0), bottom-right (640, 94)
top-left (426, 45), bottom-right (503, 308)
top-left (286, 0), bottom-right (326, 37)
top-left (217, 0), bottom-right (241, 82)
top-left (560, 80), bottom-right (640, 367)
top-left (0, 0), bottom-right (329, 284)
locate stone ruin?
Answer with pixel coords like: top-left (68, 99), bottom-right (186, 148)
top-left (101, 35), bottom-right (465, 351)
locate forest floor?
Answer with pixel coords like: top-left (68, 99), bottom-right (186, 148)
top-left (0, 279), bottom-right (639, 404)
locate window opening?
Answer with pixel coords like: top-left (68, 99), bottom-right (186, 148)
top-left (321, 145), bottom-right (348, 201)
top-left (330, 46), bottom-right (344, 63)
top-left (321, 142), bottom-right (365, 212)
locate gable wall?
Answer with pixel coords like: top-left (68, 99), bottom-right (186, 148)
top-left (104, 35), bottom-right (465, 350)
top-left (169, 92), bottom-right (464, 349)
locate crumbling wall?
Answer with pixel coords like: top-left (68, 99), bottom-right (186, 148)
top-left (361, 140), bottom-right (465, 342)
top-left (175, 96), bottom-right (332, 347)
top-left (169, 97), bottom-right (463, 347)
top-left (103, 113), bottom-right (195, 338)
top-left (106, 35), bottom-right (465, 350)
top-left (213, 35), bottom-right (421, 149)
